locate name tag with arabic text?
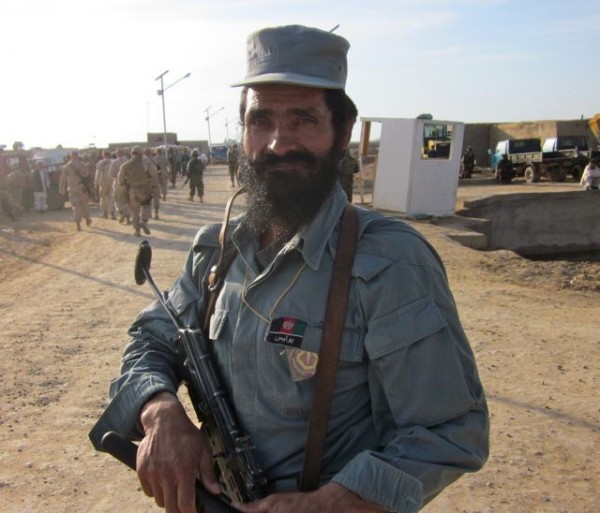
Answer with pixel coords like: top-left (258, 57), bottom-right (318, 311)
top-left (265, 317), bottom-right (307, 347)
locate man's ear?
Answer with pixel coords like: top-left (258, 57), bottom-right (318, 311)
top-left (338, 118), bottom-right (356, 153)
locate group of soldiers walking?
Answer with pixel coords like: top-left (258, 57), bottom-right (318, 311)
top-left (58, 145), bottom-right (211, 235)
top-left (2, 143), bottom-right (362, 225)
top-left (60, 146), bottom-right (173, 235)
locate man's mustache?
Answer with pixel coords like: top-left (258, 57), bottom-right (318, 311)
top-left (247, 151), bottom-right (318, 171)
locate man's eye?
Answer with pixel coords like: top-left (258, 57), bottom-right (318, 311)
top-left (296, 117), bottom-right (317, 126)
top-left (248, 117), bottom-right (269, 127)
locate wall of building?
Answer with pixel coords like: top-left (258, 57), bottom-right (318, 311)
top-left (460, 191), bottom-right (600, 255)
top-left (462, 123), bottom-right (492, 168)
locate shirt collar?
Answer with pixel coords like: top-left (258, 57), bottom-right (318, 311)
top-left (232, 183), bottom-right (347, 271)
top-left (293, 184), bottom-right (348, 270)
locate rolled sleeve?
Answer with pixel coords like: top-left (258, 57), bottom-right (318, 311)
top-left (332, 451), bottom-right (422, 513)
top-left (89, 364), bottom-right (177, 450)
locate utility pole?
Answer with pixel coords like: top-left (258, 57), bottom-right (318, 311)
top-left (155, 70), bottom-right (191, 148)
top-left (204, 105), bottom-right (224, 160)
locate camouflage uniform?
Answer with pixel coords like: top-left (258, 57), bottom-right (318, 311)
top-left (167, 149), bottom-right (179, 187)
top-left (0, 152), bottom-right (16, 220)
top-left (95, 155), bottom-right (116, 219)
top-left (227, 145), bottom-right (240, 187)
top-left (143, 152), bottom-right (162, 219)
top-left (59, 157), bottom-right (93, 230)
top-left (118, 151), bottom-right (152, 236)
top-left (186, 152), bottom-right (206, 202)
top-left (110, 154), bottom-right (131, 223)
top-left (154, 150), bottom-right (170, 200)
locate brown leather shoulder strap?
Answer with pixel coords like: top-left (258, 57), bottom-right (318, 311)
top-left (299, 203), bottom-right (359, 491)
top-left (203, 187), bottom-right (246, 333)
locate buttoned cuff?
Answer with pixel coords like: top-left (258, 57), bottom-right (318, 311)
top-left (331, 451), bottom-right (423, 513)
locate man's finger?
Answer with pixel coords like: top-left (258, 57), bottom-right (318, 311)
top-left (153, 484), bottom-right (166, 509)
top-left (196, 440), bottom-right (221, 495)
top-left (163, 483), bottom-right (181, 513)
top-left (231, 499), bottom-right (269, 512)
top-left (177, 475), bottom-right (198, 513)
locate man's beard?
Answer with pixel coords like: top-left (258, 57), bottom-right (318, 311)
top-left (238, 150), bottom-right (340, 239)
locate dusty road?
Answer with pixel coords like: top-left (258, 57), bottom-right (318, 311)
top-left (0, 166), bottom-right (598, 513)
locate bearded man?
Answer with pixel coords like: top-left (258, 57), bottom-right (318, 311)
top-left (91, 25), bottom-right (488, 513)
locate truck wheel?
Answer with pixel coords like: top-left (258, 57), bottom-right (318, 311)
top-left (499, 171), bottom-right (513, 184)
top-left (21, 190), bottom-right (35, 211)
top-left (524, 164), bottom-right (540, 183)
top-left (46, 188), bottom-right (66, 210)
top-left (549, 166), bottom-right (567, 182)
top-left (570, 165), bottom-right (582, 182)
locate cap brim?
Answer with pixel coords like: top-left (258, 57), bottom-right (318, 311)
top-left (231, 71), bottom-right (344, 89)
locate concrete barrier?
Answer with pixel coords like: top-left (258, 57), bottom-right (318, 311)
top-left (459, 191), bottom-right (600, 256)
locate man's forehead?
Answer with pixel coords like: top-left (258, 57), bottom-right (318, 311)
top-left (244, 84), bottom-right (328, 112)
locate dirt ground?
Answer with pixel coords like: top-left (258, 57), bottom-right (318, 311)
top-left (0, 166), bottom-right (598, 513)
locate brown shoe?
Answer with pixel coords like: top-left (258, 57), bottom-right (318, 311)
top-left (134, 229), bottom-right (141, 237)
top-left (86, 218), bottom-right (92, 226)
top-left (142, 223), bottom-right (151, 235)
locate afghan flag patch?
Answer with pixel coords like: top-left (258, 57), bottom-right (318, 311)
top-left (265, 317), bottom-right (307, 347)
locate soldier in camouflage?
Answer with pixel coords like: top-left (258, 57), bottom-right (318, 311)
top-left (59, 151), bottom-right (93, 231)
top-left (118, 146), bottom-right (153, 237)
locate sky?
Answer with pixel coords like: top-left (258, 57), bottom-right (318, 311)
top-left (1, 0), bottom-right (599, 150)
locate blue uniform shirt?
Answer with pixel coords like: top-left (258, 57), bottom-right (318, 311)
top-left (90, 184), bottom-right (489, 513)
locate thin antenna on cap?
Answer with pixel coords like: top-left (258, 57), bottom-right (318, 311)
top-left (330, 24), bottom-right (340, 33)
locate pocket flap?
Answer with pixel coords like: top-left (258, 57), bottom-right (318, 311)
top-left (166, 274), bottom-right (201, 316)
top-left (365, 296), bottom-right (447, 359)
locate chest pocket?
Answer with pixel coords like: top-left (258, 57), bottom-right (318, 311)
top-left (262, 311), bottom-right (367, 420)
top-left (208, 301), bottom-right (369, 420)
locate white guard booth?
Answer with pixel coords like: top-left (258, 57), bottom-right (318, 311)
top-left (363, 117), bottom-right (464, 217)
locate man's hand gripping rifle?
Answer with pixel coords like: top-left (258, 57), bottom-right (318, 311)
top-left (101, 241), bottom-right (266, 512)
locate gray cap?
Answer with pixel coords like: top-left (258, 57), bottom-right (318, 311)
top-left (232, 25), bottom-right (350, 90)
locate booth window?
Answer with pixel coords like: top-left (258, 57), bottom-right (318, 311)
top-left (421, 123), bottom-right (453, 160)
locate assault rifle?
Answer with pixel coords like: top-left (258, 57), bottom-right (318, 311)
top-left (101, 241), bottom-right (266, 512)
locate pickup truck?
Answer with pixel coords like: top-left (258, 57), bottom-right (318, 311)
top-left (492, 136), bottom-right (592, 183)
top-left (491, 138), bottom-right (542, 183)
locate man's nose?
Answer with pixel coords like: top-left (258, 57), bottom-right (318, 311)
top-left (267, 125), bottom-right (300, 156)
